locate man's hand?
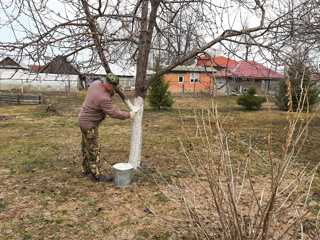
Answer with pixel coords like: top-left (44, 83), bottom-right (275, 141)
top-left (130, 106), bottom-right (140, 119)
top-left (130, 111), bottom-right (136, 119)
top-left (132, 107), bottom-right (140, 113)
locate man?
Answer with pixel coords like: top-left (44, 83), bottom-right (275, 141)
top-left (78, 73), bottom-right (136, 182)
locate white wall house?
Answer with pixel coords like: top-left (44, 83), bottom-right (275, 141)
top-left (78, 61), bottom-right (136, 89)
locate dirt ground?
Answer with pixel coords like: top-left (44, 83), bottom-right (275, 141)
top-left (0, 92), bottom-right (320, 239)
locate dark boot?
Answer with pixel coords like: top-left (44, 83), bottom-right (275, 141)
top-left (81, 172), bottom-right (91, 177)
top-left (94, 175), bottom-right (113, 182)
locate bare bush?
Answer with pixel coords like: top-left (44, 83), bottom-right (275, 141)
top-left (157, 82), bottom-right (320, 239)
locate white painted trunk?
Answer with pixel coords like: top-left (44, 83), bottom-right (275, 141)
top-left (128, 96), bottom-right (144, 170)
top-left (124, 98), bottom-right (134, 111)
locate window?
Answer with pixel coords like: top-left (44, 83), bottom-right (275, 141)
top-left (190, 72), bottom-right (199, 83)
top-left (178, 76), bottom-right (184, 83)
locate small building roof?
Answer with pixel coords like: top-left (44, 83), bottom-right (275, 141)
top-left (79, 61), bottom-right (136, 77)
top-left (28, 65), bottom-right (45, 72)
top-left (170, 65), bottom-right (217, 73)
top-left (110, 63), bottom-right (136, 77)
top-left (215, 60), bottom-right (285, 79)
top-left (0, 57), bottom-right (30, 70)
top-left (40, 56), bottom-right (80, 75)
top-left (196, 56), bottom-right (237, 68)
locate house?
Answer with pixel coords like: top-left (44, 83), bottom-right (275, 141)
top-left (163, 56), bottom-right (237, 94)
top-left (196, 56), bottom-right (238, 70)
top-left (164, 65), bottom-right (217, 93)
top-left (39, 56), bottom-right (85, 90)
top-left (79, 61), bottom-right (136, 89)
top-left (0, 57), bottom-right (30, 73)
top-left (78, 61), bottom-right (107, 86)
top-left (40, 56), bottom-right (80, 75)
top-left (111, 63), bottom-right (136, 89)
top-left (214, 60), bottom-right (285, 95)
top-left (28, 56), bottom-right (80, 75)
top-left (0, 56), bottom-right (80, 92)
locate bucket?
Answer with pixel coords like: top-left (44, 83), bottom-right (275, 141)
top-left (113, 163), bottom-right (134, 187)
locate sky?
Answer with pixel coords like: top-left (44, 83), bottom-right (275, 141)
top-left (0, 0), bottom-right (289, 72)
top-left (0, 0), bottom-right (72, 45)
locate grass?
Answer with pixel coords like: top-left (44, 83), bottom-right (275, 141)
top-left (0, 92), bottom-right (319, 239)
top-left (0, 200), bottom-right (9, 213)
top-left (155, 192), bottom-right (168, 203)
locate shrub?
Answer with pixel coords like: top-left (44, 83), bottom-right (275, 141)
top-left (236, 85), bottom-right (266, 110)
top-left (275, 64), bottom-right (319, 111)
top-left (275, 78), bottom-right (319, 111)
top-left (80, 89), bottom-right (87, 102)
top-left (159, 94), bottom-right (318, 239)
top-left (147, 59), bottom-right (175, 109)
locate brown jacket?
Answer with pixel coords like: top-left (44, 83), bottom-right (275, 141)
top-left (78, 81), bottom-right (130, 129)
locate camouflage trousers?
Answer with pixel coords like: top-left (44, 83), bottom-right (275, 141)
top-left (80, 126), bottom-right (103, 178)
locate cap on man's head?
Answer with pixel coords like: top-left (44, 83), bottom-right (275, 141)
top-left (105, 73), bottom-right (120, 89)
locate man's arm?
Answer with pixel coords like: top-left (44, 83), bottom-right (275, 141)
top-left (100, 97), bottom-right (130, 120)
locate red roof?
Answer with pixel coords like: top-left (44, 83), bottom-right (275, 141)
top-left (28, 65), bottom-right (45, 72)
top-left (196, 56), bottom-right (237, 68)
top-left (215, 60), bottom-right (285, 79)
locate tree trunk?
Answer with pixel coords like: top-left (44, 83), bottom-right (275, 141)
top-left (128, 96), bottom-right (144, 169)
top-left (128, 0), bottom-right (160, 170)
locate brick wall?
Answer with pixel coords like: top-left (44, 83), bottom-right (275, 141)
top-left (164, 72), bottom-right (213, 92)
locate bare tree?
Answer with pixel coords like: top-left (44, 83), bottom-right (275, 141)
top-left (0, 0), bottom-right (318, 169)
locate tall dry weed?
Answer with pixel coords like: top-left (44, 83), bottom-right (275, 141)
top-left (157, 79), bottom-right (320, 239)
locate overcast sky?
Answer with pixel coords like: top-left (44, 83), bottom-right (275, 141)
top-left (0, 0), bottom-right (282, 69)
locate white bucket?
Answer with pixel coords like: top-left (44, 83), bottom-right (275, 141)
top-left (113, 163), bottom-right (134, 187)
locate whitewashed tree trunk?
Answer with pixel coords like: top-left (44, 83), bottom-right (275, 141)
top-left (128, 96), bottom-right (144, 170)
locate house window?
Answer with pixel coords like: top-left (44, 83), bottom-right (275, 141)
top-left (190, 73), bottom-right (199, 83)
top-left (178, 76), bottom-right (184, 83)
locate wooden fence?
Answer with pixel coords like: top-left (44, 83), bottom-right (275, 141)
top-left (0, 92), bottom-right (43, 105)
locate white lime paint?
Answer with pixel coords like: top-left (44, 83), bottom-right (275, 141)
top-left (113, 163), bottom-right (133, 170)
top-left (124, 98), bottom-right (134, 111)
top-left (128, 96), bottom-right (144, 170)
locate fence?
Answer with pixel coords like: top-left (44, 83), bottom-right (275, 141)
top-left (0, 92), bottom-right (43, 105)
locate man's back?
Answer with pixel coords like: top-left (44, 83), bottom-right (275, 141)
top-left (78, 81), bottom-right (130, 129)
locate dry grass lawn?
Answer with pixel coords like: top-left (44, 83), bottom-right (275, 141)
top-left (0, 91), bottom-right (319, 239)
